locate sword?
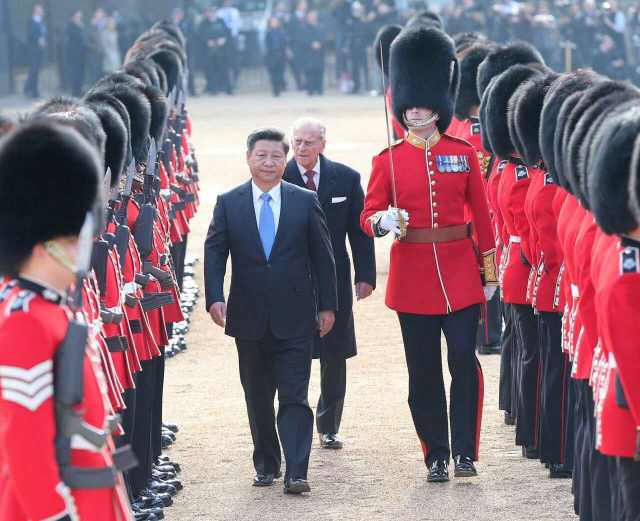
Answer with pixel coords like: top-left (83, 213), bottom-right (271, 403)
top-left (378, 42), bottom-right (407, 239)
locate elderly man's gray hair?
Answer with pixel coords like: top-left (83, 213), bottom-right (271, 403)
top-left (291, 117), bottom-right (326, 141)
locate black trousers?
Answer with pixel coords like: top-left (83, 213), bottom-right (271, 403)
top-left (619, 457), bottom-right (640, 521)
top-left (538, 311), bottom-right (568, 464)
top-left (236, 329), bottom-right (314, 480)
top-left (267, 62), bottom-right (286, 96)
top-left (349, 50), bottom-right (368, 93)
top-left (398, 305), bottom-right (483, 465)
top-left (305, 65), bottom-right (324, 95)
top-left (151, 348), bottom-right (166, 461)
top-left (477, 287), bottom-right (503, 348)
top-left (130, 361), bottom-right (155, 495)
top-left (513, 303), bottom-right (540, 448)
top-left (499, 302), bottom-right (516, 413)
top-left (315, 353), bottom-right (346, 435)
top-left (25, 51), bottom-right (42, 97)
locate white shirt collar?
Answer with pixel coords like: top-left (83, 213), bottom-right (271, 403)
top-left (251, 180), bottom-right (281, 204)
top-left (297, 158), bottom-right (320, 177)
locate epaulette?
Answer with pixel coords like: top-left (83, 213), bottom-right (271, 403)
top-left (377, 138), bottom-right (403, 156)
top-left (620, 246), bottom-right (640, 274)
top-left (7, 290), bottom-right (36, 315)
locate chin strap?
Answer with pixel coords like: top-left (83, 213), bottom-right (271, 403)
top-left (44, 241), bottom-right (76, 274)
top-left (403, 112), bottom-right (439, 129)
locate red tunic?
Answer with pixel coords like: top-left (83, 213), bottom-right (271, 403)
top-left (496, 159), bottom-right (534, 304)
top-left (0, 280), bottom-right (132, 521)
top-left (361, 131), bottom-right (494, 314)
top-left (526, 171), bottom-right (564, 313)
top-left (593, 236), bottom-right (639, 458)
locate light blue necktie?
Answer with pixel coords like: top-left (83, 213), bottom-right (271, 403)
top-left (258, 192), bottom-right (275, 259)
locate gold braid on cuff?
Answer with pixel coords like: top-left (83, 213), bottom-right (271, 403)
top-left (481, 250), bottom-right (498, 285)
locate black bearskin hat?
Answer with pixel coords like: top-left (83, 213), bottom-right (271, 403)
top-left (455, 43), bottom-right (493, 120)
top-left (484, 64), bottom-right (543, 159)
top-left (151, 19), bottom-right (187, 50)
top-left (373, 24), bottom-right (402, 78)
top-left (0, 121), bottom-right (103, 275)
top-left (589, 104), bottom-right (640, 235)
top-left (539, 70), bottom-right (600, 184)
top-left (406, 10), bottom-right (444, 30)
top-left (83, 91), bottom-right (132, 165)
top-left (124, 59), bottom-right (162, 90)
top-left (477, 41), bottom-right (544, 99)
top-left (562, 81), bottom-right (639, 202)
top-left (390, 26), bottom-right (459, 132)
top-left (148, 48), bottom-right (184, 93)
top-left (629, 133), bottom-right (640, 223)
top-left (510, 73), bottom-right (559, 166)
top-left (453, 32), bottom-right (487, 56)
top-left (85, 100), bottom-right (129, 187)
top-left (89, 82), bottom-right (152, 163)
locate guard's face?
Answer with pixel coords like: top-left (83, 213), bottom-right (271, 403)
top-left (247, 140), bottom-right (287, 186)
top-left (292, 128), bottom-right (325, 171)
top-left (404, 107), bottom-right (436, 126)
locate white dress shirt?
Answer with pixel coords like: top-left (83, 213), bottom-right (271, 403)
top-left (252, 181), bottom-right (282, 231)
top-left (297, 159), bottom-right (320, 190)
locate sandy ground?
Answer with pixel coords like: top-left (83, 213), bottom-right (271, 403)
top-left (4, 92), bottom-right (576, 520)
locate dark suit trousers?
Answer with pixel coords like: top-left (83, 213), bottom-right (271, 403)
top-left (316, 352), bottom-right (346, 434)
top-left (236, 329), bottom-right (314, 480)
top-left (618, 457), bottom-right (640, 521)
top-left (499, 303), bottom-right (516, 413)
top-left (398, 305), bottom-right (483, 465)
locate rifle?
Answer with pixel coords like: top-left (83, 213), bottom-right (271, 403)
top-left (133, 138), bottom-right (158, 259)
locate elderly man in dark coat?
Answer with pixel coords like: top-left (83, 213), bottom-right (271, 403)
top-left (284, 117), bottom-right (376, 449)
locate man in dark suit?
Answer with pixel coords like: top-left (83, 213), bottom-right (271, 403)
top-left (284, 118), bottom-right (376, 450)
top-left (204, 128), bottom-right (338, 495)
top-left (24, 4), bottom-right (46, 99)
top-left (301, 10), bottom-right (325, 96)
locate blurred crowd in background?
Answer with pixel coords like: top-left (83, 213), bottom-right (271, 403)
top-left (9, 0), bottom-right (640, 99)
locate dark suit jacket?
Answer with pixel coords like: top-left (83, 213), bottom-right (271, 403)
top-left (284, 155), bottom-right (375, 358)
top-left (204, 180), bottom-right (338, 341)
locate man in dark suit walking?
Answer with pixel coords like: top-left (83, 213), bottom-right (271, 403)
top-left (204, 128), bottom-right (338, 495)
top-left (284, 118), bottom-right (376, 450)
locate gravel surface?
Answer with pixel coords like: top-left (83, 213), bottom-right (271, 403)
top-left (59, 91), bottom-right (577, 520)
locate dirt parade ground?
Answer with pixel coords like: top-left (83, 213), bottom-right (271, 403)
top-left (2, 90), bottom-right (551, 521)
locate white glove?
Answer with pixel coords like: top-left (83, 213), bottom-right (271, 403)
top-left (483, 285), bottom-right (497, 301)
top-left (378, 206), bottom-right (410, 236)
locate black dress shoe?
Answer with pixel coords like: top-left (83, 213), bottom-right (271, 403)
top-left (284, 478), bottom-right (311, 494)
top-left (454, 455), bottom-right (477, 477)
top-left (134, 512), bottom-right (158, 521)
top-left (148, 480), bottom-right (177, 496)
top-left (427, 459), bottom-right (449, 483)
top-left (549, 464), bottom-right (572, 479)
top-left (161, 435), bottom-right (173, 449)
top-left (522, 446), bottom-right (539, 459)
top-left (504, 412), bottom-right (516, 425)
top-left (133, 505), bottom-right (164, 520)
top-left (132, 497), bottom-right (165, 511)
top-left (319, 433), bottom-right (343, 449)
top-left (137, 491), bottom-right (173, 508)
top-left (253, 473), bottom-right (276, 487)
top-left (163, 423), bottom-right (179, 433)
top-left (157, 457), bottom-right (181, 473)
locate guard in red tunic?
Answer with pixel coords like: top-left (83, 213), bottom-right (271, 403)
top-left (483, 63), bottom-right (546, 456)
top-left (0, 121), bottom-right (133, 521)
top-left (590, 107), bottom-right (640, 521)
top-left (450, 42), bottom-right (502, 356)
top-left (360, 26), bottom-right (497, 482)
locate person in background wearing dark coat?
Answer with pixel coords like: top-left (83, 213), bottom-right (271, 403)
top-left (198, 7), bottom-right (233, 95)
top-left (265, 17), bottom-right (287, 97)
top-left (287, 0), bottom-right (309, 91)
top-left (65, 10), bottom-right (87, 97)
top-left (173, 7), bottom-right (198, 96)
top-left (24, 4), bottom-right (46, 99)
top-left (347, 2), bottom-right (371, 94)
top-left (284, 118), bottom-right (376, 449)
top-left (205, 128), bottom-right (337, 494)
top-left (301, 10), bottom-right (325, 96)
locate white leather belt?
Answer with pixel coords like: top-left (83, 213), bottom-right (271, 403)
top-left (509, 235), bottom-right (521, 243)
top-left (571, 284), bottom-right (580, 298)
top-left (122, 282), bottom-right (139, 296)
top-left (608, 352), bottom-right (617, 368)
